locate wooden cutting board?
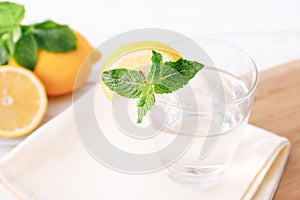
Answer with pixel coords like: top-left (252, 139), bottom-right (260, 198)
top-left (249, 60), bottom-right (300, 200)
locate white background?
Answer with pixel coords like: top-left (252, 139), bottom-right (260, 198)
top-left (8, 0), bottom-right (300, 70)
top-left (0, 0), bottom-right (300, 199)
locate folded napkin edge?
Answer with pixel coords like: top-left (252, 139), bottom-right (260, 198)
top-left (243, 139), bottom-right (291, 200)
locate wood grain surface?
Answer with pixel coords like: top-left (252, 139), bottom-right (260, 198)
top-left (249, 60), bottom-right (300, 200)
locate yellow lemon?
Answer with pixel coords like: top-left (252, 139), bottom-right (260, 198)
top-left (0, 66), bottom-right (47, 138)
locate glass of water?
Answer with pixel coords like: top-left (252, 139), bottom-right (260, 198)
top-left (150, 38), bottom-right (258, 187)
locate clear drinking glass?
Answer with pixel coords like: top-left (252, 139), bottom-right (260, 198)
top-left (150, 38), bottom-right (258, 187)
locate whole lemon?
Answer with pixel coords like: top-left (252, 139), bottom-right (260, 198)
top-left (9, 31), bottom-right (100, 96)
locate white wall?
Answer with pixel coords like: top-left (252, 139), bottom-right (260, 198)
top-left (11, 0), bottom-right (300, 70)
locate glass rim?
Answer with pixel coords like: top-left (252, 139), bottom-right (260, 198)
top-left (156, 38), bottom-right (259, 114)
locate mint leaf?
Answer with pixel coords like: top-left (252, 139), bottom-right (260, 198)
top-left (0, 2), bottom-right (24, 35)
top-left (154, 58), bottom-right (204, 93)
top-left (102, 68), bottom-right (144, 98)
top-left (32, 20), bottom-right (76, 52)
top-left (146, 60), bottom-right (181, 93)
top-left (151, 50), bottom-right (163, 64)
top-left (137, 84), bottom-right (155, 123)
top-left (164, 59), bottom-right (204, 79)
top-left (0, 46), bottom-right (9, 65)
top-left (153, 84), bottom-right (172, 94)
top-left (147, 51), bottom-right (204, 94)
top-left (14, 34), bottom-right (38, 70)
top-left (146, 50), bottom-right (163, 83)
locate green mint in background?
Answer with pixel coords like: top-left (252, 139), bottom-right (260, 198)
top-left (14, 33), bottom-right (38, 70)
top-left (32, 20), bottom-right (76, 52)
top-left (102, 50), bottom-right (205, 123)
top-left (0, 2), bottom-right (76, 69)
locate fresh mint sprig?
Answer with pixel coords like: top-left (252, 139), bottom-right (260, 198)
top-left (0, 2), bottom-right (76, 69)
top-left (102, 50), bottom-right (204, 123)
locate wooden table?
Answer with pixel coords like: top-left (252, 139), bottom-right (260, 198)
top-left (249, 60), bottom-right (300, 199)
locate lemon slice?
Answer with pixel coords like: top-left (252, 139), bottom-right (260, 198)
top-left (101, 41), bottom-right (182, 101)
top-left (0, 66), bottom-right (48, 138)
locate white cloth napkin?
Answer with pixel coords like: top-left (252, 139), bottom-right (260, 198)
top-left (0, 91), bottom-right (290, 200)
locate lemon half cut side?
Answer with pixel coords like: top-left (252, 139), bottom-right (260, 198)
top-left (0, 66), bottom-right (48, 138)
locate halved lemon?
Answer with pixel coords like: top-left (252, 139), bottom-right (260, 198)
top-left (0, 66), bottom-right (48, 138)
top-left (101, 41), bottom-right (182, 101)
